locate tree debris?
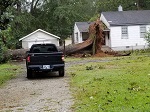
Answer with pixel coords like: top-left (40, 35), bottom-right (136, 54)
top-left (58, 19), bottom-right (104, 55)
top-left (8, 19), bottom-right (131, 60)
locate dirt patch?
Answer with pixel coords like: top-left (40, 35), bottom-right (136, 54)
top-left (93, 52), bottom-right (113, 57)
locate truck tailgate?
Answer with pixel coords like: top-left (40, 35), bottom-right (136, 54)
top-left (28, 52), bottom-right (64, 65)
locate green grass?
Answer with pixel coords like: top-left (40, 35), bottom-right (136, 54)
top-left (67, 55), bottom-right (150, 112)
top-left (65, 57), bottom-right (83, 62)
top-left (0, 63), bottom-right (20, 86)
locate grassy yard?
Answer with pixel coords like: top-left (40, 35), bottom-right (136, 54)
top-left (67, 55), bottom-right (150, 112)
top-left (0, 63), bottom-right (21, 86)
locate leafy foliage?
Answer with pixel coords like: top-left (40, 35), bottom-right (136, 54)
top-left (144, 30), bottom-right (150, 47)
top-left (7, 0), bottom-right (97, 47)
top-left (0, 43), bottom-right (9, 63)
top-left (1, 0), bottom-right (150, 50)
top-left (96, 0), bottom-right (150, 12)
top-left (0, 0), bottom-right (15, 30)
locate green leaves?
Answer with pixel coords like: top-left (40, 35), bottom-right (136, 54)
top-left (145, 30), bottom-right (150, 47)
top-left (0, 0), bottom-right (15, 30)
top-left (96, 0), bottom-right (150, 12)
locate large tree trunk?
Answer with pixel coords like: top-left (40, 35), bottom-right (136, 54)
top-left (58, 38), bottom-right (93, 55)
top-left (90, 19), bottom-right (104, 54)
top-left (59, 19), bottom-right (104, 55)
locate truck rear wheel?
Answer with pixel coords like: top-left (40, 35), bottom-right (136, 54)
top-left (59, 68), bottom-right (64, 77)
top-left (27, 69), bottom-right (33, 79)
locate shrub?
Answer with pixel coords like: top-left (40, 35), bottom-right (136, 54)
top-left (0, 44), bottom-right (10, 63)
top-left (145, 31), bottom-right (150, 47)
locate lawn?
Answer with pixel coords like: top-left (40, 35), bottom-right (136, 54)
top-left (67, 55), bottom-right (150, 112)
top-left (0, 63), bottom-right (21, 86)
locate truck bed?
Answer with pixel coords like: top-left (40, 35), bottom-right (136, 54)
top-left (28, 52), bottom-right (64, 65)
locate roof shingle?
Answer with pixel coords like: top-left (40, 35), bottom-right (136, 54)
top-left (102, 10), bottom-right (150, 26)
top-left (75, 22), bottom-right (93, 32)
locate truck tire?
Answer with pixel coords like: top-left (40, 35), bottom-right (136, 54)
top-left (27, 69), bottom-right (33, 79)
top-left (59, 68), bottom-right (64, 77)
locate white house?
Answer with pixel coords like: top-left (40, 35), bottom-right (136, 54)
top-left (74, 8), bottom-right (150, 51)
top-left (19, 29), bottom-right (60, 49)
top-left (100, 8), bottom-right (150, 51)
top-left (73, 22), bottom-right (93, 44)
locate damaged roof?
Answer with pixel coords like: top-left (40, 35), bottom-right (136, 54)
top-left (102, 10), bottom-right (150, 26)
top-left (75, 22), bottom-right (94, 32)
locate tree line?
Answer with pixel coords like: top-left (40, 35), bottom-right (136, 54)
top-left (0, 0), bottom-right (150, 50)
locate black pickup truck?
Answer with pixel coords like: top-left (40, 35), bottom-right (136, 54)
top-left (26, 44), bottom-right (65, 78)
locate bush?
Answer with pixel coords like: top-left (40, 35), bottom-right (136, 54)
top-left (145, 31), bottom-right (150, 47)
top-left (0, 44), bottom-right (10, 63)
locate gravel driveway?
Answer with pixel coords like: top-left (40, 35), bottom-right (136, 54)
top-left (0, 58), bottom-right (109, 112)
top-left (0, 61), bottom-right (73, 112)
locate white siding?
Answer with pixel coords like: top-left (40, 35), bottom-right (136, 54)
top-left (110, 25), bottom-right (148, 51)
top-left (22, 41), bottom-right (28, 49)
top-left (74, 24), bottom-right (80, 43)
top-left (100, 14), bottom-right (110, 28)
top-left (27, 41), bottom-right (52, 49)
top-left (79, 32), bottom-right (83, 43)
top-left (73, 23), bottom-right (83, 44)
top-left (22, 31), bottom-right (59, 49)
top-left (105, 33), bottom-right (111, 47)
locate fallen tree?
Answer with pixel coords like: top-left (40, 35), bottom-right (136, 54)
top-left (7, 19), bottom-right (131, 60)
top-left (58, 19), bottom-right (104, 55)
top-left (9, 19), bottom-right (105, 60)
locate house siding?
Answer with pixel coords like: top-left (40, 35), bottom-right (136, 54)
top-left (74, 24), bottom-right (81, 43)
top-left (110, 25), bottom-right (148, 51)
top-left (100, 14), bottom-right (110, 28)
top-left (74, 23), bottom-right (84, 44)
top-left (22, 41), bottom-right (28, 49)
top-left (105, 33), bottom-right (111, 47)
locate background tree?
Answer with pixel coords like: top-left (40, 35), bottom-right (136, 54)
top-left (8, 0), bottom-right (97, 48)
top-left (0, 0), bottom-right (16, 62)
top-left (1, 0), bottom-right (150, 49)
top-left (0, 0), bottom-right (15, 30)
top-left (96, 0), bottom-right (150, 12)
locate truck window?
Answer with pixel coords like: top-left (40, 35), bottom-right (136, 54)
top-left (31, 44), bottom-right (58, 53)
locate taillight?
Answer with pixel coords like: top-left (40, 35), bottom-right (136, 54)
top-left (62, 55), bottom-right (64, 61)
top-left (27, 56), bottom-right (30, 62)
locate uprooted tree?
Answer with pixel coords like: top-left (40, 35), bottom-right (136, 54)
top-left (8, 19), bottom-right (105, 60)
top-left (8, 19), bottom-right (131, 60)
top-left (59, 19), bottom-right (104, 56)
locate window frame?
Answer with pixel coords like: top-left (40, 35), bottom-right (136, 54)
top-left (121, 26), bottom-right (128, 39)
top-left (140, 25), bottom-right (146, 38)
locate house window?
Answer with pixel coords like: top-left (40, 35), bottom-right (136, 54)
top-left (121, 26), bottom-right (128, 39)
top-left (140, 25), bottom-right (146, 38)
